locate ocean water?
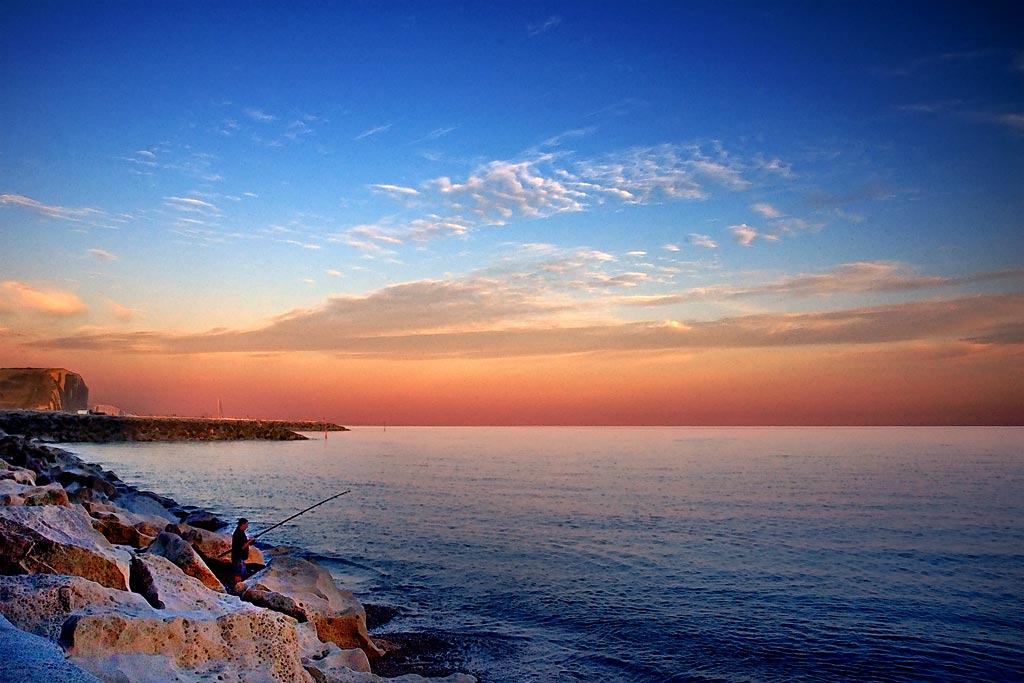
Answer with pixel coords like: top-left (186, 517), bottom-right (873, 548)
top-left (69, 427), bottom-right (1023, 683)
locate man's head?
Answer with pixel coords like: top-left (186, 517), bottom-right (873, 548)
top-left (237, 518), bottom-right (248, 530)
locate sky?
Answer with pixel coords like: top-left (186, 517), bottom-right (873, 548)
top-left (1, 1), bottom-right (1022, 425)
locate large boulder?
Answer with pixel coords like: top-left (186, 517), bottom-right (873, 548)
top-left (0, 479), bottom-right (71, 507)
top-left (0, 612), bottom-right (104, 683)
top-left (63, 553), bottom-right (315, 682)
top-left (146, 531), bottom-right (225, 593)
top-left (0, 505), bottom-right (129, 590)
top-left (0, 574), bottom-right (148, 640)
top-left (62, 601), bottom-right (315, 683)
top-left (240, 557), bottom-right (384, 659)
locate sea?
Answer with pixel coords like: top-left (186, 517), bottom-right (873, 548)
top-left (67, 427), bottom-right (1023, 683)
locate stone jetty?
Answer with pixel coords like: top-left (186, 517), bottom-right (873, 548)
top-left (0, 426), bottom-right (474, 683)
top-left (0, 410), bottom-right (348, 443)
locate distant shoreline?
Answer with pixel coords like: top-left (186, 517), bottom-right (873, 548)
top-left (0, 410), bottom-right (348, 443)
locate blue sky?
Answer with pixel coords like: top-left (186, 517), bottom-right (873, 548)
top-left (1, 2), bottom-right (1021, 423)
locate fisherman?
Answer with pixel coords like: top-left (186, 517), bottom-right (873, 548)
top-left (231, 518), bottom-right (253, 589)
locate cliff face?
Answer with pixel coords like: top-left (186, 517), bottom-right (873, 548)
top-left (0, 369), bottom-right (89, 412)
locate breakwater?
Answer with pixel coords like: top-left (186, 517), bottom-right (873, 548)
top-left (0, 410), bottom-right (348, 443)
top-left (0, 427), bottom-right (475, 683)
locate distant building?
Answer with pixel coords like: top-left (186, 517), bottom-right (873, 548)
top-left (0, 368), bottom-right (89, 412)
top-left (90, 404), bottom-right (125, 416)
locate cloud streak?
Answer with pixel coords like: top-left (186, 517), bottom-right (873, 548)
top-left (618, 262), bottom-right (1024, 306)
top-left (1, 193), bottom-right (105, 222)
top-left (23, 281), bottom-right (1022, 359)
top-left (1, 281), bottom-right (87, 316)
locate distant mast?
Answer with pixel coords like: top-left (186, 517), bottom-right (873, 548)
top-left (217, 398), bottom-right (223, 419)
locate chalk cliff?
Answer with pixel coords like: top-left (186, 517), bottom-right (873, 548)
top-left (0, 368), bottom-right (89, 413)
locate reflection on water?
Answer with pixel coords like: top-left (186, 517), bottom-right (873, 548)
top-left (71, 427), bottom-right (1024, 683)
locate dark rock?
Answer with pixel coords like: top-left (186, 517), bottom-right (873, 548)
top-left (364, 602), bottom-right (401, 629)
top-left (128, 556), bottom-right (164, 609)
top-left (180, 510), bottom-right (227, 531)
top-left (370, 631), bottom-right (463, 679)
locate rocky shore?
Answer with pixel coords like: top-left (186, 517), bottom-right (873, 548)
top-left (0, 410), bottom-right (348, 443)
top-left (0, 426), bottom-right (475, 683)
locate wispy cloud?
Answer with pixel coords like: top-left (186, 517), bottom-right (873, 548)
top-left (730, 223), bottom-right (761, 246)
top-left (164, 196), bottom-right (221, 215)
top-left (87, 248), bottom-right (118, 262)
top-left (415, 127), bottom-right (457, 143)
top-left (872, 49), bottom-right (996, 78)
top-left (1, 281), bottom-right (87, 316)
top-left (108, 299), bottom-right (142, 321)
top-left (542, 127), bottom-right (597, 148)
top-left (1, 193), bottom-right (105, 222)
top-left (28, 292), bottom-right (1023, 359)
top-left (688, 234), bottom-right (718, 249)
top-left (358, 143), bottom-right (791, 245)
top-left (527, 15), bottom-right (561, 36)
top-left (244, 108), bottom-right (276, 123)
top-left (572, 144), bottom-right (754, 203)
top-left (751, 202), bottom-right (782, 218)
top-left (994, 113), bottom-right (1024, 133)
top-left (430, 158), bottom-right (587, 226)
top-left (617, 263), bottom-right (1024, 307)
top-left (354, 124), bottom-right (392, 141)
top-left (370, 183), bottom-right (421, 197)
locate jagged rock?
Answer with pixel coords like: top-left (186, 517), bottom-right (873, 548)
top-left (0, 480), bottom-right (71, 506)
top-left (241, 557), bottom-right (384, 659)
top-left (0, 574), bottom-right (149, 640)
top-left (146, 531), bottom-right (226, 593)
top-left (0, 505), bottom-right (129, 590)
top-left (0, 612), bottom-right (104, 683)
top-left (62, 600), bottom-right (314, 683)
top-left (0, 458), bottom-right (36, 485)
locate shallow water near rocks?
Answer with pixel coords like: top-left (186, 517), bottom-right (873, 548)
top-left (70, 427), bottom-right (1024, 682)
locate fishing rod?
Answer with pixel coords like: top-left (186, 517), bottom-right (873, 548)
top-left (218, 489), bottom-right (351, 557)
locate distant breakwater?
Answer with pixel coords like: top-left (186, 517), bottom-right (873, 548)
top-left (0, 410), bottom-right (348, 443)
